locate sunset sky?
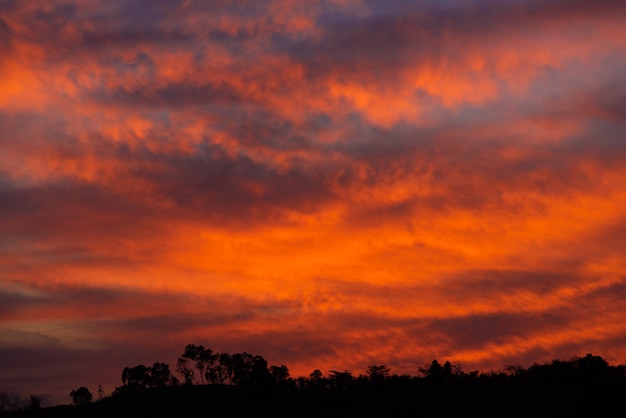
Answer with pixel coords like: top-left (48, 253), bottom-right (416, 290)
top-left (1, 0), bottom-right (626, 406)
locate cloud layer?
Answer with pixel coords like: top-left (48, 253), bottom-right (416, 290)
top-left (1, 0), bottom-right (625, 405)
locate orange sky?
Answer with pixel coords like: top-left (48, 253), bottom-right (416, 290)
top-left (1, 0), bottom-right (626, 406)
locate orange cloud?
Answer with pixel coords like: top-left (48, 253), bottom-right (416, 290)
top-left (1, 0), bottom-right (626, 406)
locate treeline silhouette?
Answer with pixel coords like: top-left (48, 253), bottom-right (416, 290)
top-left (3, 345), bottom-right (626, 417)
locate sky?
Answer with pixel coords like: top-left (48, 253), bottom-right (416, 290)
top-left (1, 0), bottom-right (626, 406)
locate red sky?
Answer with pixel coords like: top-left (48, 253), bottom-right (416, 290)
top-left (1, 0), bottom-right (626, 406)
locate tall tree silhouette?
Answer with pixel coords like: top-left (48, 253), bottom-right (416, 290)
top-left (176, 356), bottom-right (194, 385)
top-left (177, 344), bottom-right (216, 385)
top-left (214, 352), bottom-right (233, 384)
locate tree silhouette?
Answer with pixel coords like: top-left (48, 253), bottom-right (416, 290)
top-left (97, 384), bottom-right (105, 400)
top-left (69, 387), bottom-right (93, 406)
top-left (269, 365), bottom-right (290, 384)
top-left (177, 344), bottom-right (217, 385)
top-left (418, 359), bottom-right (456, 382)
top-left (122, 364), bottom-right (151, 388)
top-left (119, 362), bottom-right (176, 390)
top-left (419, 359), bottom-right (442, 378)
top-left (26, 395), bottom-right (41, 411)
top-left (577, 353), bottom-right (609, 382)
top-left (227, 353), bottom-right (270, 386)
top-left (308, 369), bottom-right (326, 390)
top-left (310, 369), bottom-right (323, 381)
top-left (176, 356), bottom-right (194, 385)
top-left (329, 370), bottom-right (353, 390)
top-left (214, 352), bottom-right (233, 384)
top-left (443, 361), bottom-right (452, 377)
top-left (367, 364), bottom-right (390, 384)
top-left (150, 362), bottom-right (173, 387)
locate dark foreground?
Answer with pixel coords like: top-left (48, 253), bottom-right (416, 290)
top-left (4, 351), bottom-right (625, 417)
top-left (6, 381), bottom-right (626, 418)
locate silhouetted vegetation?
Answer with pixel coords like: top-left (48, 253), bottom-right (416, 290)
top-left (0, 394), bottom-right (41, 415)
top-left (68, 388), bottom-right (91, 407)
top-left (3, 348), bottom-right (625, 417)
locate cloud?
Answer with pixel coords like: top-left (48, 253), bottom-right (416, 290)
top-left (1, 0), bottom-right (626, 404)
